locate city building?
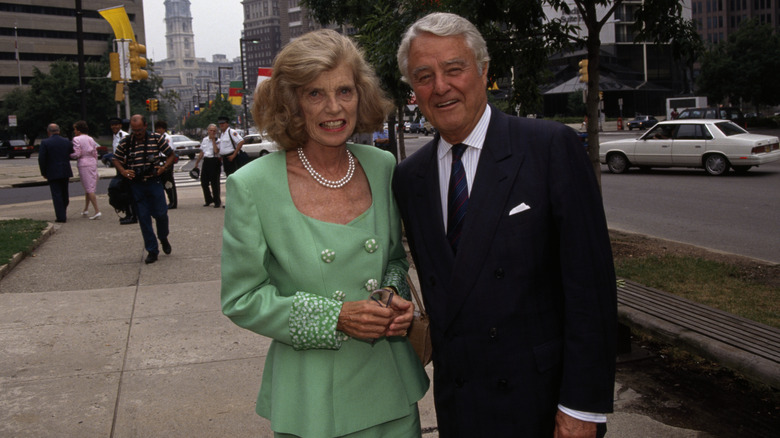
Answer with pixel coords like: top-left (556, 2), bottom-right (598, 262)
top-left (691, 0), bottom-right (780, 45)
top-left (154, 0), bottom-right (241, 118)
top-left (0, 0), bottom-right (145, 101)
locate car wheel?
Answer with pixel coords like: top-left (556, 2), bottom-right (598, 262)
top-left (628, 126), bottom-right (633, 130)
top-left (606, 153), bottom-right (629, 174)
top-left (732, 165), bottom-right (752, 174)
top-left (259, 150), bottom-right (269, 157)
top-left (703, 154), bottom-right (730, 176)
top-left (188, 154), bottom-right (195, 160)
top-left (25, 154), bottom-right (31, 158)
top-left (7, 154), bottom-right (14, 159)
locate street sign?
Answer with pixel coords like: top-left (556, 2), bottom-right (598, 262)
top-left (8, 115), bottom-right (17, 127)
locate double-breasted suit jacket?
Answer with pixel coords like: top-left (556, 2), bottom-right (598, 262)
top-left (393, 105), bottom-right (617, 436)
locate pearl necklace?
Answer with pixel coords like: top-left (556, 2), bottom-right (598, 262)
top-left (297, 147), bottom-right (355, 189)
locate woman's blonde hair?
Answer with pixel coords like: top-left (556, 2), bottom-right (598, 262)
top-left (252, 29), bottom-right (392, 151)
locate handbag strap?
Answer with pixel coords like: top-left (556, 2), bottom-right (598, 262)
top-left (406, 273), bottom-right (427, 317)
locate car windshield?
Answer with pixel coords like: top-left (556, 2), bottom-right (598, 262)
top-left (170, 135), bottom-right (188, 142)
top-left (713, 121), bottom-right (747, 136)
top-left (244, 135), bottom-right (262, 144)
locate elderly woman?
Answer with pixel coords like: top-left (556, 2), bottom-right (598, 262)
top-left (70, 120), bottom-right (101, 220)
top-left (221, 29), bottom-right (429, 437)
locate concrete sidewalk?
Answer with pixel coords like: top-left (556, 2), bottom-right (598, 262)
top-left (0, 176), bottom-right (703, 437)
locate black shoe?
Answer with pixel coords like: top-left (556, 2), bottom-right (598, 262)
top-left (214, 204), bottom-right (221, 208)
top-left (144, 252), bottom-right (158, 264)
top-left (55, 219), bottom-right (66, 223)
top-left (119, 216), bottom-right (137, 225)
top-left (168, 204), bottom-right (177, 209)
top-left (161, 238), bottom-right (172, 255)
top-left (203, 202), bottom-right (212, 207)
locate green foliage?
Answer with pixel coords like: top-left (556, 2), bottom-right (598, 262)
top-left (183, 96), bottom-right (239, 131)
top-left (697, 20), bottom-right (780, 108)
top-left (0, 55), bottom-right (168, 143)
top-left (567, 91), bottom-right (586, 116)
top-left (0, 61), bottom-right (114, 143)
top-left (0, 219), bottom-right (48, 265)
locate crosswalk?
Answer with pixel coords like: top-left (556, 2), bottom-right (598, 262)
top-left (171, 164), bottom-right (227, 189)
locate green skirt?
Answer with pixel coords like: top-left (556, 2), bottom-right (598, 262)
top-left (273, 403), bottom-right (421, 438)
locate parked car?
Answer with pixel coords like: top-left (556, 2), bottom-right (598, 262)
top-left (242, 133), bottom-right (280, 159)
top-left (408, 121), bottom-right (432, 135)
top-left (677, 106), bottom-right (744, 125)
top-left (0, 139), bottom-right (34, 158)
top-left (169, 134), bottom-right (200, 159)
top-left (599, 119), bottom-right (780, 176)
top-left (627, 115), bottom-right (659, 130)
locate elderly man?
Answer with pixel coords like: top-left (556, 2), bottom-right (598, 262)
top-left (392, 12), bottom-right (617, 438)
top-left (38, 123), bottom-right (73, 223)
top-left (112, 115), bottom-right (176, 264)
top-left (216, 116), bottom-right (245, 177)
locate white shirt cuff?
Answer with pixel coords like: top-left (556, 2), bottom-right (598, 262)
top-left (558, 404), bottom-right (607, 423)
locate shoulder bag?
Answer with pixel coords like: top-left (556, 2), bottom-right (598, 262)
top-left (407, 274), bottom-right (433, 366)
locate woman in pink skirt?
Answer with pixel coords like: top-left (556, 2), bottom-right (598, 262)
top-left (70, 120), bottom-right (101, 219)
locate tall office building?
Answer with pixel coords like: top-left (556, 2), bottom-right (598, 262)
top-left (0, 0), bottom-right (145, 101)
top-left (241, 0), bottom-right (282, 93)
top-left (691, 0), bottom-right (780, 44)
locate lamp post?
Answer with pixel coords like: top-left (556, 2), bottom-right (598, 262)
top-left (206, 81), bottom-right (219, 107)
top-left (239, 38), bottom-right (259, 133)
top-left (218, 66), bottom-right (233, 101)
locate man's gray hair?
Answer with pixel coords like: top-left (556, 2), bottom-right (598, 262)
top-left (397, 12), bottom-right (490, 83)
top-left (47, 123), bottom-right (60, 134)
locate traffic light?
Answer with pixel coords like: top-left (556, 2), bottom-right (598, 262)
top-left (578, 59), bottom-right (589, 83)
top-left (128, 40), bottom-right (148, 81)
top-left (151, 98), bottom-right (158, 112)
top-left (146, 99), bottom-right (152, 111)
top-left (109, 52), bottom-right (121, 81)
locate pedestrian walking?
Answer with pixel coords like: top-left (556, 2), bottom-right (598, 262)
top-left (70, 120), bottom-right (101, 220)
top-left (38, 123), bottom-right (73, 223)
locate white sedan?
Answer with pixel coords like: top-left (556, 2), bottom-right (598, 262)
top-left (241, 133), bottom-right (281, 159)
top-left (169, 134), bottom-right (200, 160)
top-left (599, 119), bottom-right (780, 176)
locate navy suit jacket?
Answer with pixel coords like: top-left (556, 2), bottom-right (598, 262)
top-left (38, 134), bottom-right (74, 181)
top-left (393, 105), bottom-right (617, 437)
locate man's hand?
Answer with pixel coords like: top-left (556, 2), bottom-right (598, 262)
top-left (553, 410), bottom-right (597, 438)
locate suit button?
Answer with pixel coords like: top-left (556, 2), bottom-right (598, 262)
top-left (494, 268), bottom-right (505, 279)
top-left (497, 379), bottom-right (508, 388)
top-left (489, 327), bottom-right (498, 338)
top-left (455, 378), bottom-right (464, 388)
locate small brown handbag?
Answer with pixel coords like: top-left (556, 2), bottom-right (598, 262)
top-left (407, 274), bottom-right (433, 366)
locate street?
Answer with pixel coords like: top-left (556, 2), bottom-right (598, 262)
top-left (2, 129), bottom-right (779, 263)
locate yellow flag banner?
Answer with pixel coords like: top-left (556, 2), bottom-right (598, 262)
top-left (99, 6), bottom-right (135, 41)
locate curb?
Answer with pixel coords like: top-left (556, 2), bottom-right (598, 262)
top-left (0, 221), bottom-right (56, 281)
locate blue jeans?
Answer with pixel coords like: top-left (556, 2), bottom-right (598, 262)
top-left (130, 179), bottom-right (169, 254)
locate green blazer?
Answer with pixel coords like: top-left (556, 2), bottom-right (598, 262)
top-left (221, 144), bottom-right (429, 437)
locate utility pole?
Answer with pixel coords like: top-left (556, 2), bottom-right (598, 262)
top-left (75, 0), bottom-right (87, 119)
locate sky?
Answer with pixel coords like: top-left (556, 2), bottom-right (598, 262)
top-left (142, 0), bottom-right (244, 63)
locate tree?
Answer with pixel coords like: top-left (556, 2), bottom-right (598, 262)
top-left (547, 0), bottom-right (697, 185)
top-left (0, 61), bottom-right (114, 143)
top-left (697, 20), bottom-right (780, 111)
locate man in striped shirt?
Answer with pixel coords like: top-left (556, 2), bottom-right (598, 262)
top-left (112, 115), bottom-right (176, 264)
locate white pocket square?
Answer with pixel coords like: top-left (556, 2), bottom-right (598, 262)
top-left (509, 203), bottom-right (531, 215)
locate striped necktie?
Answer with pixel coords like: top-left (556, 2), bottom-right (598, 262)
top-left (447, 143), bottom-right (469, 252)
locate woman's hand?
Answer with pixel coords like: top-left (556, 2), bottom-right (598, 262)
top-left (385, 296), bottom-right (414, 337)
top-left (337, 300), bottom-right (394, 341)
